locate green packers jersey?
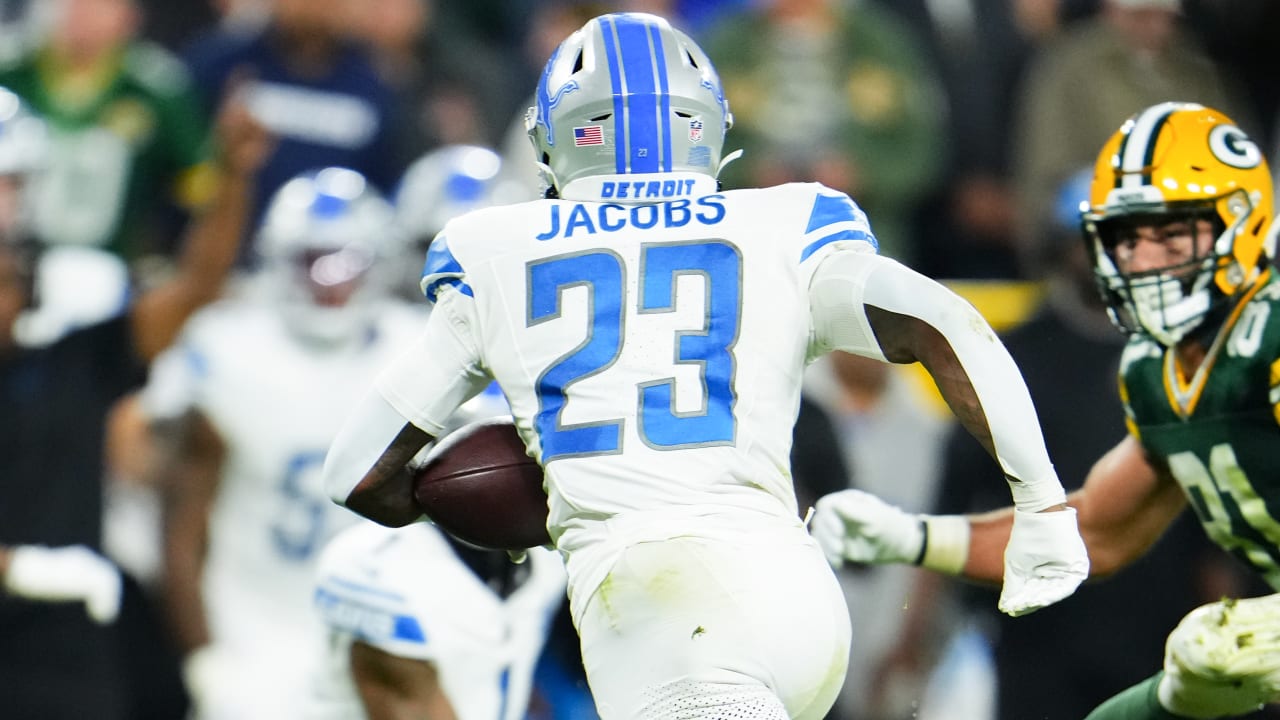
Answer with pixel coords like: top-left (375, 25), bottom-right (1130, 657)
top-left (0, 43), bottom-right (213, 259)
top-left (1120, 271), bottom-right (1280, 589)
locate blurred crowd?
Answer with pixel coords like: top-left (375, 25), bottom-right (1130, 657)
top-left (2, 0), bottom-right (1280, 718)
top-left (2, 0), bottom-right (1276, 280)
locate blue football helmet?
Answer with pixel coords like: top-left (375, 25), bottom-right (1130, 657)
top-left (395, 145), bottom-right (530, 246)
top-left (525, 12), bottom-right (735, 200)
top-left (256, 167), bottom-right (399, 344)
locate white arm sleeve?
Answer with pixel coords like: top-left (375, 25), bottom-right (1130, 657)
top-left (809, 251), bottom-right (1065, 511)
top-left (322, 390), bottom-right (415, 507)
top-left (374, 288), bottom-right (492, 434)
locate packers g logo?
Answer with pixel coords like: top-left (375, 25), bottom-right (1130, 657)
top-left (1208, 124), bottom-right (1261, 169)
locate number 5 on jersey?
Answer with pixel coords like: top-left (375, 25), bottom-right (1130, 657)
top-left (528, 240), bottom-right (742, 461)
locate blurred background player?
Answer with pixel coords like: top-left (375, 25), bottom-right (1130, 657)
top-left (0, 82), bottom-right (264, 720)
top-left (0, 544), bottom-right (122, 624)
top-left (800, 349), bottom-right (958, 718)
top-left (1010, 0), bottom-right (1252, 281)
top-left (183, 0), bottom-right (404, 262)
top-left (308, 522), bottom-right (565, 720)
top-left (813, 102), bottom-right (1280, 720)
top-left (391, 143), bottom-right (532, 299)
top-left (142, 167), bottom-right (423, 720)
top-left (0, 0), bottom-right (216, 262)
top-left (702, 0), bottom-right (947, 266)
top-left (856, 168), bottom-right (1245, 720)
top-left (323, 12), bottom-right (1087, 719)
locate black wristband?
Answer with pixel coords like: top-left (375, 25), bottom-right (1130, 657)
top-left (912, 518), bottom-right (928, 566)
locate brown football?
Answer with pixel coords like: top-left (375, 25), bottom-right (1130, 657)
top-left (412, 417), bottom-right (551, 551)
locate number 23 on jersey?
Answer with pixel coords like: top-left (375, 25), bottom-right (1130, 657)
top-left (528, 240), bottom-right (742, 461)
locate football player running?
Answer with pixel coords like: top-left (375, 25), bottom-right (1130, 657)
top-left (144, 168), bottom-right (424, 720)
top-left (307, 519), bottom-right (566, 720)
top-left (813, 102), bottom-right (1280, 720)
top-left (322, 12), bottom-right (1087, 720)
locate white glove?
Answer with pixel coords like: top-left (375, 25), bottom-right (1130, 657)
top-left (3, 544), bottom-right (122, 624)
top-left (998, 508), bottom-right (1089, 617)
top-left (810, 490), bottom-right (924, 567)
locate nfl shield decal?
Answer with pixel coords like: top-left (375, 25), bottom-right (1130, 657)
top-left (689, 118), bottom-right (703, 143)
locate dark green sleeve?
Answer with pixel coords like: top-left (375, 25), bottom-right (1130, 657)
top-left (1084, 673), bottom-right (1189, 720)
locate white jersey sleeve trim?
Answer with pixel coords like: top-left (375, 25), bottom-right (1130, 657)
top-left (807, 246), bottom-right (887, 361)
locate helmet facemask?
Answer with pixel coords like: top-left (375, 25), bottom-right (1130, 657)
top-left (1085, 200), bottom-right (1243, 346)
top-left (257, 168), bottom-right (397, 347)
top-left (273, 241), bottom-right (378, 344)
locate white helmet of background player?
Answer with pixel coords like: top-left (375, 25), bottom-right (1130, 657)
top-left (257, 167), bottom-right (398, 345)
top-left (0, 86), bottom-right (48, 243)
top-left (395, 144), bottom-right (530, 247)
top-left (525, 12), bottom-right (735, 200)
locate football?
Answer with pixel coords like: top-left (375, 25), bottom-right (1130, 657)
top-left (412, 417), bottom-right (551, 551)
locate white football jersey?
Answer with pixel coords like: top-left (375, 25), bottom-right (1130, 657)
top-left (144, 298), bottom-right (427, 718)
top-left (378, 182), bottom-right (876, 618)
top-left (306, 523), bottom-right (566, 720)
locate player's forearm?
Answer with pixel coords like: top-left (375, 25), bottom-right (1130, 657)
top-left (351, 643), bottom-right (458, 720)
top-left (854, 259), bottom-right (1063, 510)
top-left (131, 93), bottom-right (269, 361)
top-left (171, 170), bottom-right (252, 291)
top-left (157, 416), bottom-right (222, 652)
top-left (324, 390), bottom-right (432, 526)
top-left (161, 498), bottom-right (214, 652)
top-left (163, 555), bottom-right (211, 653)
top-left (811, 252), bottom-right (1063, 510)
top-left (130, 170), bottom-right (253, 361)
top-left (345, 460), bottom-right (426, 528)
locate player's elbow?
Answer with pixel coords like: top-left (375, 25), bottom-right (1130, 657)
top-left (345, 485), bottom-right (423, 528)
top-left (324, 451), bottom-right (421, 527)
top-left (321, 447), bottom-right (362, 511)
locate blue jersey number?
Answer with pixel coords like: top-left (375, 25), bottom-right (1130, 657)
top-left (271, 450), bottom-right (329, 560)
top-left (527, 241), bottom-right (741, 461)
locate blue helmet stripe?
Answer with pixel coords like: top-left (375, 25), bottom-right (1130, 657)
top-left (599, 20), bottom-right (627, 173)
top-left (618, 16), bottom-right (660, 173)
top-left (310, 190), bottom-right (349, 219)
top-left (649, 21), bottom-right (672, 172)
top-left (609, 15), bottom-right (663, 174)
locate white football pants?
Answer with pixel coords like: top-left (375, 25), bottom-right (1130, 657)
top-left (576, 529), bottom-right (851, 720)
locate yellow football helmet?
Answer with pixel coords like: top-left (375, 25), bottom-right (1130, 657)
top-left (1082, 102), bottom-right (1275, 346)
